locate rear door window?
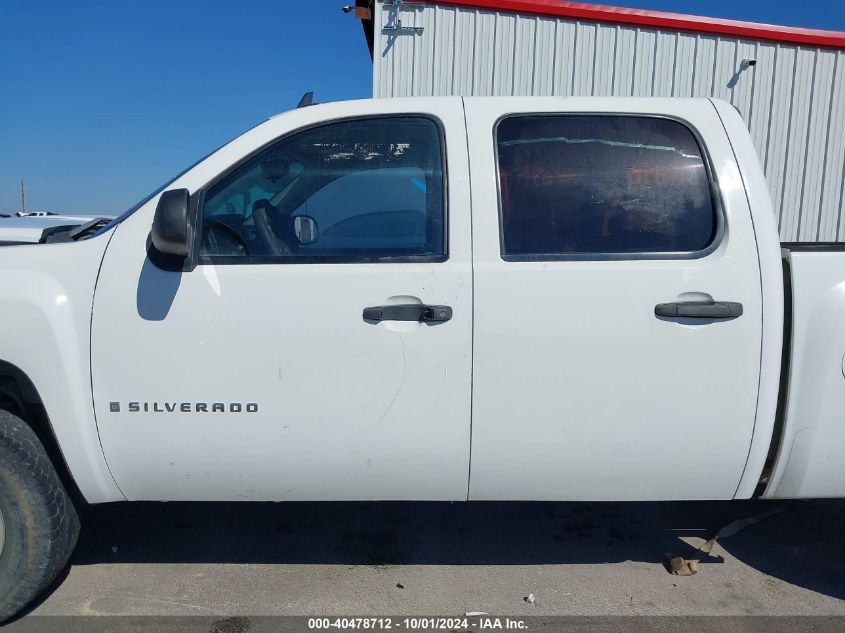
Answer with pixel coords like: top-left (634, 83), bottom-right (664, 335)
top-left (495, 115), bottom-right (718, 260)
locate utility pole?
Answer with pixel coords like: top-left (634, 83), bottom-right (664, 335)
top-left (20, 180), bottom-right (26, 214)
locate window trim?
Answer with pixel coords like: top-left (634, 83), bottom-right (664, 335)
top-left (493, 112), bottom-right (726, 262)
top-left (193, 113), bottom-right (450, 266)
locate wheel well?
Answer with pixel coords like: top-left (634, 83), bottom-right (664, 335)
top-left (0, 360), bottom-right (86, 507)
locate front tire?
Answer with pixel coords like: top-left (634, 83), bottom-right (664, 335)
top-left (0, 410), bottom-right (80, 622)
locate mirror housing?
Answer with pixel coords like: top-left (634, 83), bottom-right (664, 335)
top-left (151, 188), bottom-right (191, 258)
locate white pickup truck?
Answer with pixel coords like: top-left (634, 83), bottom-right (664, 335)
top-left (0, 97), bottom-right (843, 619)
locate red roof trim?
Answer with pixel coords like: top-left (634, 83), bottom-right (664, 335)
top-left (421, 0), bottom-right (845, 48)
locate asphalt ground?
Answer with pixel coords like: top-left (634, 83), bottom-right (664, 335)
top-left (9, 499), bottom-right (845, 628)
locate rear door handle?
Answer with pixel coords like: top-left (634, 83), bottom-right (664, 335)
top-left (363, 304), bottom-right (453, 323)
top-left (655, 301), bottom-right (743, 319)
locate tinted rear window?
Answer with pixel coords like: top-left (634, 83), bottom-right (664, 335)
top-left (496, 115), bottom-right (718, 259)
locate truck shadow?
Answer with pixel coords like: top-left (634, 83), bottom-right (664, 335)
top-left (70, 499), bottom-right (845, 600)
top-left (136, 246), bottom-right (181, 321)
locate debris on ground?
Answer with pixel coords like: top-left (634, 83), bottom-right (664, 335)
top-left (663, 506), bottom-right (784, 576)
top-left (395, 583), bottom-right (405, 589)
top-left (524, 593), bottom-right (535, 604)
top-left (665, 553), bottom-right (700, 576)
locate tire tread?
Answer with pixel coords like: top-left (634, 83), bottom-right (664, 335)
top-left (0, 410), bottom-right (80, 622)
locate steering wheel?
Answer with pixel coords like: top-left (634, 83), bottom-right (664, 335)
top-left (252, 199), bottom-right (293, 256)
top-left (204, 219), bottom-right (250, 255)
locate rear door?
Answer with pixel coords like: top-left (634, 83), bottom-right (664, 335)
top-left (466, 98), bottom-right (762, 501)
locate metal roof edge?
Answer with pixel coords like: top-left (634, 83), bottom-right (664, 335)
top-left (415, 0), bottom-right (845, 48)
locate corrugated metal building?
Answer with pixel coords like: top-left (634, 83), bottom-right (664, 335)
top-left (360, 0), bottom-right (845, 242)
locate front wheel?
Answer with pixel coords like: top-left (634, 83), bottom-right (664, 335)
top-left (0, 410), bottom-right (80, 622)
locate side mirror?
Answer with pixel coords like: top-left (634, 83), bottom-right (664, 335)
top-left (293, 215), bottom-right (319, 245)
top-left (151, 188), bottom-right (191, 257)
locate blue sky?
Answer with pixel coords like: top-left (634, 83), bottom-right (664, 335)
top-left (1, 0), bottom-right (843, 214)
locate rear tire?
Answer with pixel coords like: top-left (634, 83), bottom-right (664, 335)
top-left (0, 409), bottom-right (80, 622)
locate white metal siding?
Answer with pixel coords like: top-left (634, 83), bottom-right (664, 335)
top-left (373, 2), bottom-right (845, 242)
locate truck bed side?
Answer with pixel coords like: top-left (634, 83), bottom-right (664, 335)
top-left (764, 244), bottom-right (845, 498)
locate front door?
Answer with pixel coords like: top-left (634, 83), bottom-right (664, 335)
top-left (466, 98), bottom-right (763, 501)
top-left (92, 101), bottom-right (472, 501)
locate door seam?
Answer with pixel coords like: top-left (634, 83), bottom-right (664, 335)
top-left (462, 96), bottom-right (475, 502)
